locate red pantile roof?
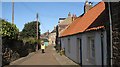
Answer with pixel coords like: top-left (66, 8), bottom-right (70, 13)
top-left (60, 1), bottom-right (105, 37)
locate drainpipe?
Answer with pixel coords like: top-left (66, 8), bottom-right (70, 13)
top-left (101, 29), bottom-right (104, 67)
top-left (108, 1), bottom-right (113, 67)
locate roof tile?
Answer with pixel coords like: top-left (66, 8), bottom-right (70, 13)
top-left (60, 1), bottom-right (105, 37)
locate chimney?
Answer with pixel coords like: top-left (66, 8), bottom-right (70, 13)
top-left (47, 30), bottom-right (49, 38)
top-left (72, 14), bottom-right (74, 21)
top-left (54, 26), bottom-right (56, 29)
top-left (72, 14), bottom-right (77, 21)
top-left (72, 14), bottom-right (75, 17)
top-left (74, 14), bottom-right (77, 17)
top-left (84, 0), bottom-right (93, 13)
top-left (48, 30), bottom-right (49, 33)
top-left (68, 12), bottom-right (71, 17)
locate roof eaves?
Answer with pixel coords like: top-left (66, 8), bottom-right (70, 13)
top-left (85, 26), bottom-right (105, 32)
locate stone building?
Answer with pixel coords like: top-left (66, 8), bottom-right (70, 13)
top-left (48, 27), bottom-right (56, 45)
top-left (108, 2), bottom-right (120, 66)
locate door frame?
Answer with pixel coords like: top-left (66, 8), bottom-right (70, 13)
top-left (76, 38), bottom-right (82, 66)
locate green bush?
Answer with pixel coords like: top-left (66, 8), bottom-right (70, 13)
top-left (1, 19), bottom-right (19, 49)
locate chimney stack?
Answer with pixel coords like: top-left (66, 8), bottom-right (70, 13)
top-left (54, 26), bottom-right (56, 30)
top-left (68, 12), bottom-right (71, 17)
top-left (84, 0), bottom-right (93, 13)
top-left (72, 14), bottom-right (75, 17)
top-left (72, 14), bottom-right (77, 21)
top-left (74, 14), bottom-right (77, 17)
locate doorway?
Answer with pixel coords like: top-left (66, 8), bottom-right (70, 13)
top-left (77, 38), bottom-right (82, 65)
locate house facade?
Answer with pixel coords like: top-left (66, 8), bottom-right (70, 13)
top-left (55, 12), bottom-right (77, 51)
top-left (61, 29), bottom-right (107, 65)
top-left (48, 27), bottom-right (56, 45)
top-left (60, 1), bottom-right (109, 65)
top-left (58, 12), bottom-right (77, 33)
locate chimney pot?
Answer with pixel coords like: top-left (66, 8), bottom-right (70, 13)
top-left (85, 0), bottom-right (89, 5)
top-left (74, 14), bottom-right (77, 17)
top-left (89, 2), bottom-right (93, 5)
top-left (72, 14), bottom-right (75, 17)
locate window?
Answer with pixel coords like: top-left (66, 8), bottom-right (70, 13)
top-left (68, 38), bottom-right (70, 53)
top-left (88, 37), bottom-right (95, 62)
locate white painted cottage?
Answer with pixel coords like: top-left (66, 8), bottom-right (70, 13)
top-left (60, 1), bottom-right (109, 65)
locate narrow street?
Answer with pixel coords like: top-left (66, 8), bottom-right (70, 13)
top-left (10, 45), bottom-right (78, 66)
top-left (2, 1), bottom-right (120, 66)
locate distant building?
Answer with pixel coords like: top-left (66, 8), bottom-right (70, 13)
top-left (40, 31), bottom-right (49, 39)
top-left (48, 27), bottom-right (56, 45)
top-left (58, 12), bottom-right (77, 34)
top-left (55, 12), bottom-right (77, 51)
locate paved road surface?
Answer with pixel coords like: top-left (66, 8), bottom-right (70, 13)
top-left (10, 45), bottom-right (79, 66)
top-left (20, 45), bottom-right (60, 65)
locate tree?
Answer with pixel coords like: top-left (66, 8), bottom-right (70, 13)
top-left (1, 19), bottom-right (19, 39)
top-left (20, 21), bottom-right (40, 39)
top-left (1, 19), bottom-right (19, 48)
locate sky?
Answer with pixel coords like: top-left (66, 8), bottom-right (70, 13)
top-left (2, 2), bottom-right (98, 34)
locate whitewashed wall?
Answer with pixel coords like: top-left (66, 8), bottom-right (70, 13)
top-left (60, 30), bottom-right (107, 65)
top-left (61, 36), bottom-right (79, 63)
top-left (82, 31), bottom-right (107, 65)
